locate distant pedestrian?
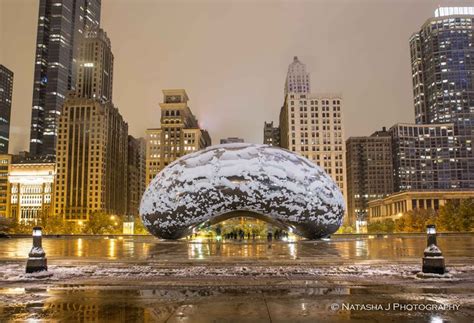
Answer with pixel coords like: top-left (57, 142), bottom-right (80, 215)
top-left (267, 231), bottom-right (273, 243)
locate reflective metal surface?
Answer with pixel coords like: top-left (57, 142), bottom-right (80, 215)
top-left (140, 144), bottom-right (345, 239)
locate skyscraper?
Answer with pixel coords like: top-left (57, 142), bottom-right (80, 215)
top-left (127, 136), bottom-right (146, 216)
top-left (54, 28), bottom-right (128, 222)
top-left (284, 56), bottom-right (310, 95)
top-left (146, 89), bottom-right (212, 185)
top-left (0, 65), bottom-right (13, 154)
top-left (29, 0), bottom-right (101, 157)
top-left (279, 93), bottom-right (347, 212)
top-left (410, 7), bottom-right (474, 188)
top-left (390, 123), bottom-right (460, 191)
top-left (345, 128), bottom-right (393, 225)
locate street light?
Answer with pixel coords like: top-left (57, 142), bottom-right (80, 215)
top-left (426, 225), bottom-right (436, 235)
top-left (26, 226), bottom-right (48, 273)
top-left (422, 225), bottom-right (445, 275)
top-left (426, 224), bottom-right (437, 246)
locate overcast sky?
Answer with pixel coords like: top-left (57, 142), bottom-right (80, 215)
top-left (1, 0), bottom-right (473, 153)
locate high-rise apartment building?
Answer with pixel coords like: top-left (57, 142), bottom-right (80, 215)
top-left (0, 66), bottom-right (13, 154)
top-left (279, 93), bottom-right (347, 208)
top-left (284, 56), bottom-right (310, 95)
top-left (345, 128), bottom-right (393, 225)
top-left (54, 28), bottom-right (128, 222)
top-left (146, 89), bottom-right (212, 185)
top-left (220, 137), bottom-right (244, 144)
top-left (29, 0), bottom-right (101, 157)
top-left (127, 136), bottom-right (146, 216)
top-left (263, 121), bottom-right (280, 146)
top-left (410, 7), bottom-right (474, 188)
top-left (390, 123), bottom-right (460, 191)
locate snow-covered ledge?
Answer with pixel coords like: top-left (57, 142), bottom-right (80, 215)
top-left (140, 143), bottom-right (345, 239)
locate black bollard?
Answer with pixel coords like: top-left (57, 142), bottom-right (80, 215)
top-left (26, 226), bottom-right (48, 273)
top-left (422, 225), bottom-right (445, 275)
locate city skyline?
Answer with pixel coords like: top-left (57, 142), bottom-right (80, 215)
top-left (1, 0), bottom-right (473, 155)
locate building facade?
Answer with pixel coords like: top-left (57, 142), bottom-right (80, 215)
top-left (0, 66), bottom-right (13, 154)
top-left (390, 123), bottom-right (460, 191)
top-left (54, 100), bottom-right (128, 221)
top-left (29, 0), bottom-right (101, 157)
top-left (284, 56), bottom-right (310, 95)
top-left (53, 28), bottom-right (128, 222)
top-left (279, 93), bottom-right (347, 212)
top-left (127, 136), bottom-right (146, 216)
top-left (368, 190), bottom-right (474, 223)
top-left (9, 161), bottom-right (55, 223)
top-left (220, 137), bottom-right (244, 144)
top-left (345, 128), bottom-right (393, 225)
top-left (146, 89), bottom-right (212, 185)
top-left (0, 155), bottom-right (12, 219)
top-left (263, 121), bottom-right (280, 146)
top-left (409, 7), bottom-right (474, 188)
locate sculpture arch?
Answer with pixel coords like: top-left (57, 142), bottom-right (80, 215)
top-left (139, 143), bottom-right (344, 239)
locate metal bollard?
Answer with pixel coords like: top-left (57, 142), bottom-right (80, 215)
top-left (26, 226), bottom-right (48, 273)
top-left (422, 225), bottom-right (445, 275)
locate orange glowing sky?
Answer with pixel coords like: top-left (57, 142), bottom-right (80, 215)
top-left (1, 0), bottom-right (473, 153)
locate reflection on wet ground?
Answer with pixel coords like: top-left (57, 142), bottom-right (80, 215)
top-left (0, 234), bottom-right (472, 264)
top-left (1, 283), bottom-right (473, 322)
top-left (0, 234), bottom-right (473, 322)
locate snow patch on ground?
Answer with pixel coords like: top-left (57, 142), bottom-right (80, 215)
top-left (3, 263), bottom-right (471, 282)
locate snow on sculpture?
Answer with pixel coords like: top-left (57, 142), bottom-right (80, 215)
top-left (140, 143), bottom-right (345, 239)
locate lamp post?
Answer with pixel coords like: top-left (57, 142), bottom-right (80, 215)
top-left (422, 225), bottom-right (445, 275)
top-left (26, 226), bottom-right (48, 273)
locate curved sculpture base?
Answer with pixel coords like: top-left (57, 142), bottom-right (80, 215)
top-left (145, 210), bottom-right (338, 240)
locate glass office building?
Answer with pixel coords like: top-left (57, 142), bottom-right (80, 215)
top-left (29, 0), bottom-right (101, 157)
top-left (409, 7), bottom-right (474, 189)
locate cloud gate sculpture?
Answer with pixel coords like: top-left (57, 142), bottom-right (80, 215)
top-left (140, 143), bottom-right (345, 239)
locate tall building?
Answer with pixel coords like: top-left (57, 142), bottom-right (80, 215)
top-left (409, 7), bottom-right (474, 188)
top-left (220, 137), bottom-right (244, 144)
top-left (284, 56), bottom-right (310, 95)
top-left (53, 28), bottom-right (128, 222)
top-left (127, 136), bottom-right (146, 216)
top-left (75, 28), bottom-right (113, 102)
top-left (345, 128), bottom-right (393, 225)
top-left (0, 66), bottom-right (13, 154)
top-left (0, 155), bottom-right (12, 219)
top-left (9, 160), bottom-right (55, 223)
top-left (279, 93), bottom-right (347, 211)
top-left (390, 123), bottom-right (460, 191)
top-left (263, 121), bottom-right (280, 146)
top-left (29, 0), bottom-right (101, 157)
top-left (146, 89), bottom-right (212, 185)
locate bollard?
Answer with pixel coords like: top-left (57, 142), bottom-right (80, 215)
top-left (26, 226), bottom-right (48, 273)
top-left (422, 225), bottom-right (445, 275)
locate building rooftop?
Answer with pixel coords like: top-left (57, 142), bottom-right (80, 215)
top-left (434, 7), bottom-right (474, 18)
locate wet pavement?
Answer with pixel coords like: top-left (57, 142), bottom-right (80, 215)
top-left (0, 234), bottom-right (472, 264)
top-left (0, 234), bottom-right (473, 322)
